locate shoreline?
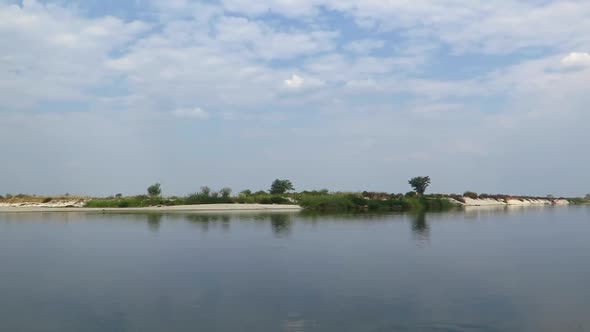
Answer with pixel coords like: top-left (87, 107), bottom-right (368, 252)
top-left (0, 203), bottom-right (303, 213)
top-left (449, 197), bottom-right (571, 207)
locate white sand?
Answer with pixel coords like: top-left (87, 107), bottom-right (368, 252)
top-left (0, 200), bottom-right (86, 208)
top-left (0, 203), bottom-right (303, 213)
top-left (452, 197), bottom-right (570, 207)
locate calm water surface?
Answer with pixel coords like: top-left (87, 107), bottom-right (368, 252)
top-left (1, 206), bottom-right (589, 331)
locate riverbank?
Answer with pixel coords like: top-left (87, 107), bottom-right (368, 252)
top-left (0, 204), bottom-right (303, 213)
top-left (449, 197), bottom-right (571, 207)
top-left (0, 192), bottom-right (585, 214)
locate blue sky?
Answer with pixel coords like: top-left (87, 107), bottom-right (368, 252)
top-left (1, 0), bottom-right (590, 196)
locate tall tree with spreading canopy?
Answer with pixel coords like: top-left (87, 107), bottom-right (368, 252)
top-left (270, 179), bottom-right (295, 195)
top-left (408, 176), bottom-right (431, 196)
top-left (147, 183), bottom-right (161, 197)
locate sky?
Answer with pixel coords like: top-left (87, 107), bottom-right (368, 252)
top-left (1, 0), bottom-right (589, 197)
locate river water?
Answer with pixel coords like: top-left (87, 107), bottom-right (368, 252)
top-left (0, 206), bottom-right (589, 331)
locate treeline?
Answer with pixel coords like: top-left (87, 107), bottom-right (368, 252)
top-left (84, 177), bottom-right (457, 212)
top-left (59, 176), bottom-right (590, 212)
top-left (84, 189), bottom-right (457, 212)
top-left (85, 181), bottom-right (295, 208)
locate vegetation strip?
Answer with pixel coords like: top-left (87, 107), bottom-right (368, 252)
top-left (2, 177), bottom-right (588, 213)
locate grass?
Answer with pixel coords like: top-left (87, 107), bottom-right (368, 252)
top-left (81, 191), bottom-right (460, 212)
top-left (295, 192), bottom-right (458, 213)
top-left (84, 192), bottom-right (294, 208)
top-left (56, 188), bottom-right (590, 212)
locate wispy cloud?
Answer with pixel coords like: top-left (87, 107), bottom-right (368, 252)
top-left (284, 74), bottom-right (304, 88)
top-left (561, 52), bottom-right (590, 69)
top-left (173, 108), bottom-right (210, 120)
top-left (1, 0), bottom-right (590, 195)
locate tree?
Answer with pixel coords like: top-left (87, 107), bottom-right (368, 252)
top-left (200, 186), bottom-right (211, 197)
top-left (408, 176), bottom-right (431, 196)
top-left (270, 179), bottom-right (295, 195)
top-left (115, 193), bottom-right (123, 199)
top-left (240, 189), bottom-right (252, 196)
top-left (220, 187), bottom-right (232, 198)
top-left (147, 183), bottom-right (161, 197)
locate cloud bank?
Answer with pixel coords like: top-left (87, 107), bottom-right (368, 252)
top-left (1, 0), bottom-right (589, 196)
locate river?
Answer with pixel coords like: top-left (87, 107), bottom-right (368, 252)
top-left (0, 206), bottom-right (589, 331)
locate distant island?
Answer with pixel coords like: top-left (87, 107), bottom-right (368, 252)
top-left (1, 177), bottom-right (588, 213)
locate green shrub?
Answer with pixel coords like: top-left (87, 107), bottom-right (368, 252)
top-left (448, 194), bottom-right (465, 203)
top-left (147, 183), bottom-right (162, 197)
top-left (421, 197), bottom-right (456, 210)
top-left (298, 193), bottom-right (357, 212)
top-left (464, 191), bottom-right (478, 199)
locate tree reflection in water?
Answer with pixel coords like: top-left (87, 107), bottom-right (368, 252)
top-left (411, 212), bottom-right (430, 244)
top-left (270, 214), bottom-right (292, 237)
top-left (146, 214), bottom-right (162, 232)
top-left (182, 214), bottom-right (233, 232)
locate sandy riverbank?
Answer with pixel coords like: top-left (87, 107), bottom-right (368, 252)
top-left (0, 204), bottom-right (303, 213)
top-left (449, 197), bottom-right (570, 207)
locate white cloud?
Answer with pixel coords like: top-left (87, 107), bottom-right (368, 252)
top-left (214, 16), bottom-right (337, 60)
top-left (221, 0), bottom-right (318, 17)
top-left (561, 52), bottom-right (590, 69)
top-left (218, 0), bottom-right (590, 55)
top-left (2, 0), bottom-right (590, 195)
top-left (284, 74), bottom-right (304, 88)
top-left (173, 107), bottom-right (210, 119)
top-left (0, 1), bottom-right (149, 109)
top-left (343, 39), bottom-right (385, 54)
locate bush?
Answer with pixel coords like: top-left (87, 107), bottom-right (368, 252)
top-left (448, 194), bottom-right (465, 203)
top-left (118, 201), bottom-right (130, 208)
top-left (42, 197), bottom-right (53, 203)
top-left (405, 191), bottom-right (417, 198)
top-left (421, 197), bottom-right (456, 210)
top-left (183, 189), bottom-right (234, 205)
top-left (147, 183), bottom-right (161, 197)
top-left (298, 193), bottom-right (358, 212)
top-left (464, 191), bottom-right (478, 199)
top-left (220, 187), bottom-right (232, 198)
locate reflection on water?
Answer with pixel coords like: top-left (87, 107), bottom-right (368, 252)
top-left (1, 206), bottom-right (589, 332)
top-left (146, 214), bottom-right (162, 232)
top-left (410, 212), bottom-right (430, 244)
top-left (270, 214), bottom-right (292, 237)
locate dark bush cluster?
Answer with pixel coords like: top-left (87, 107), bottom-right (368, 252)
top-left (463, 191), bottom-right (478, 199)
